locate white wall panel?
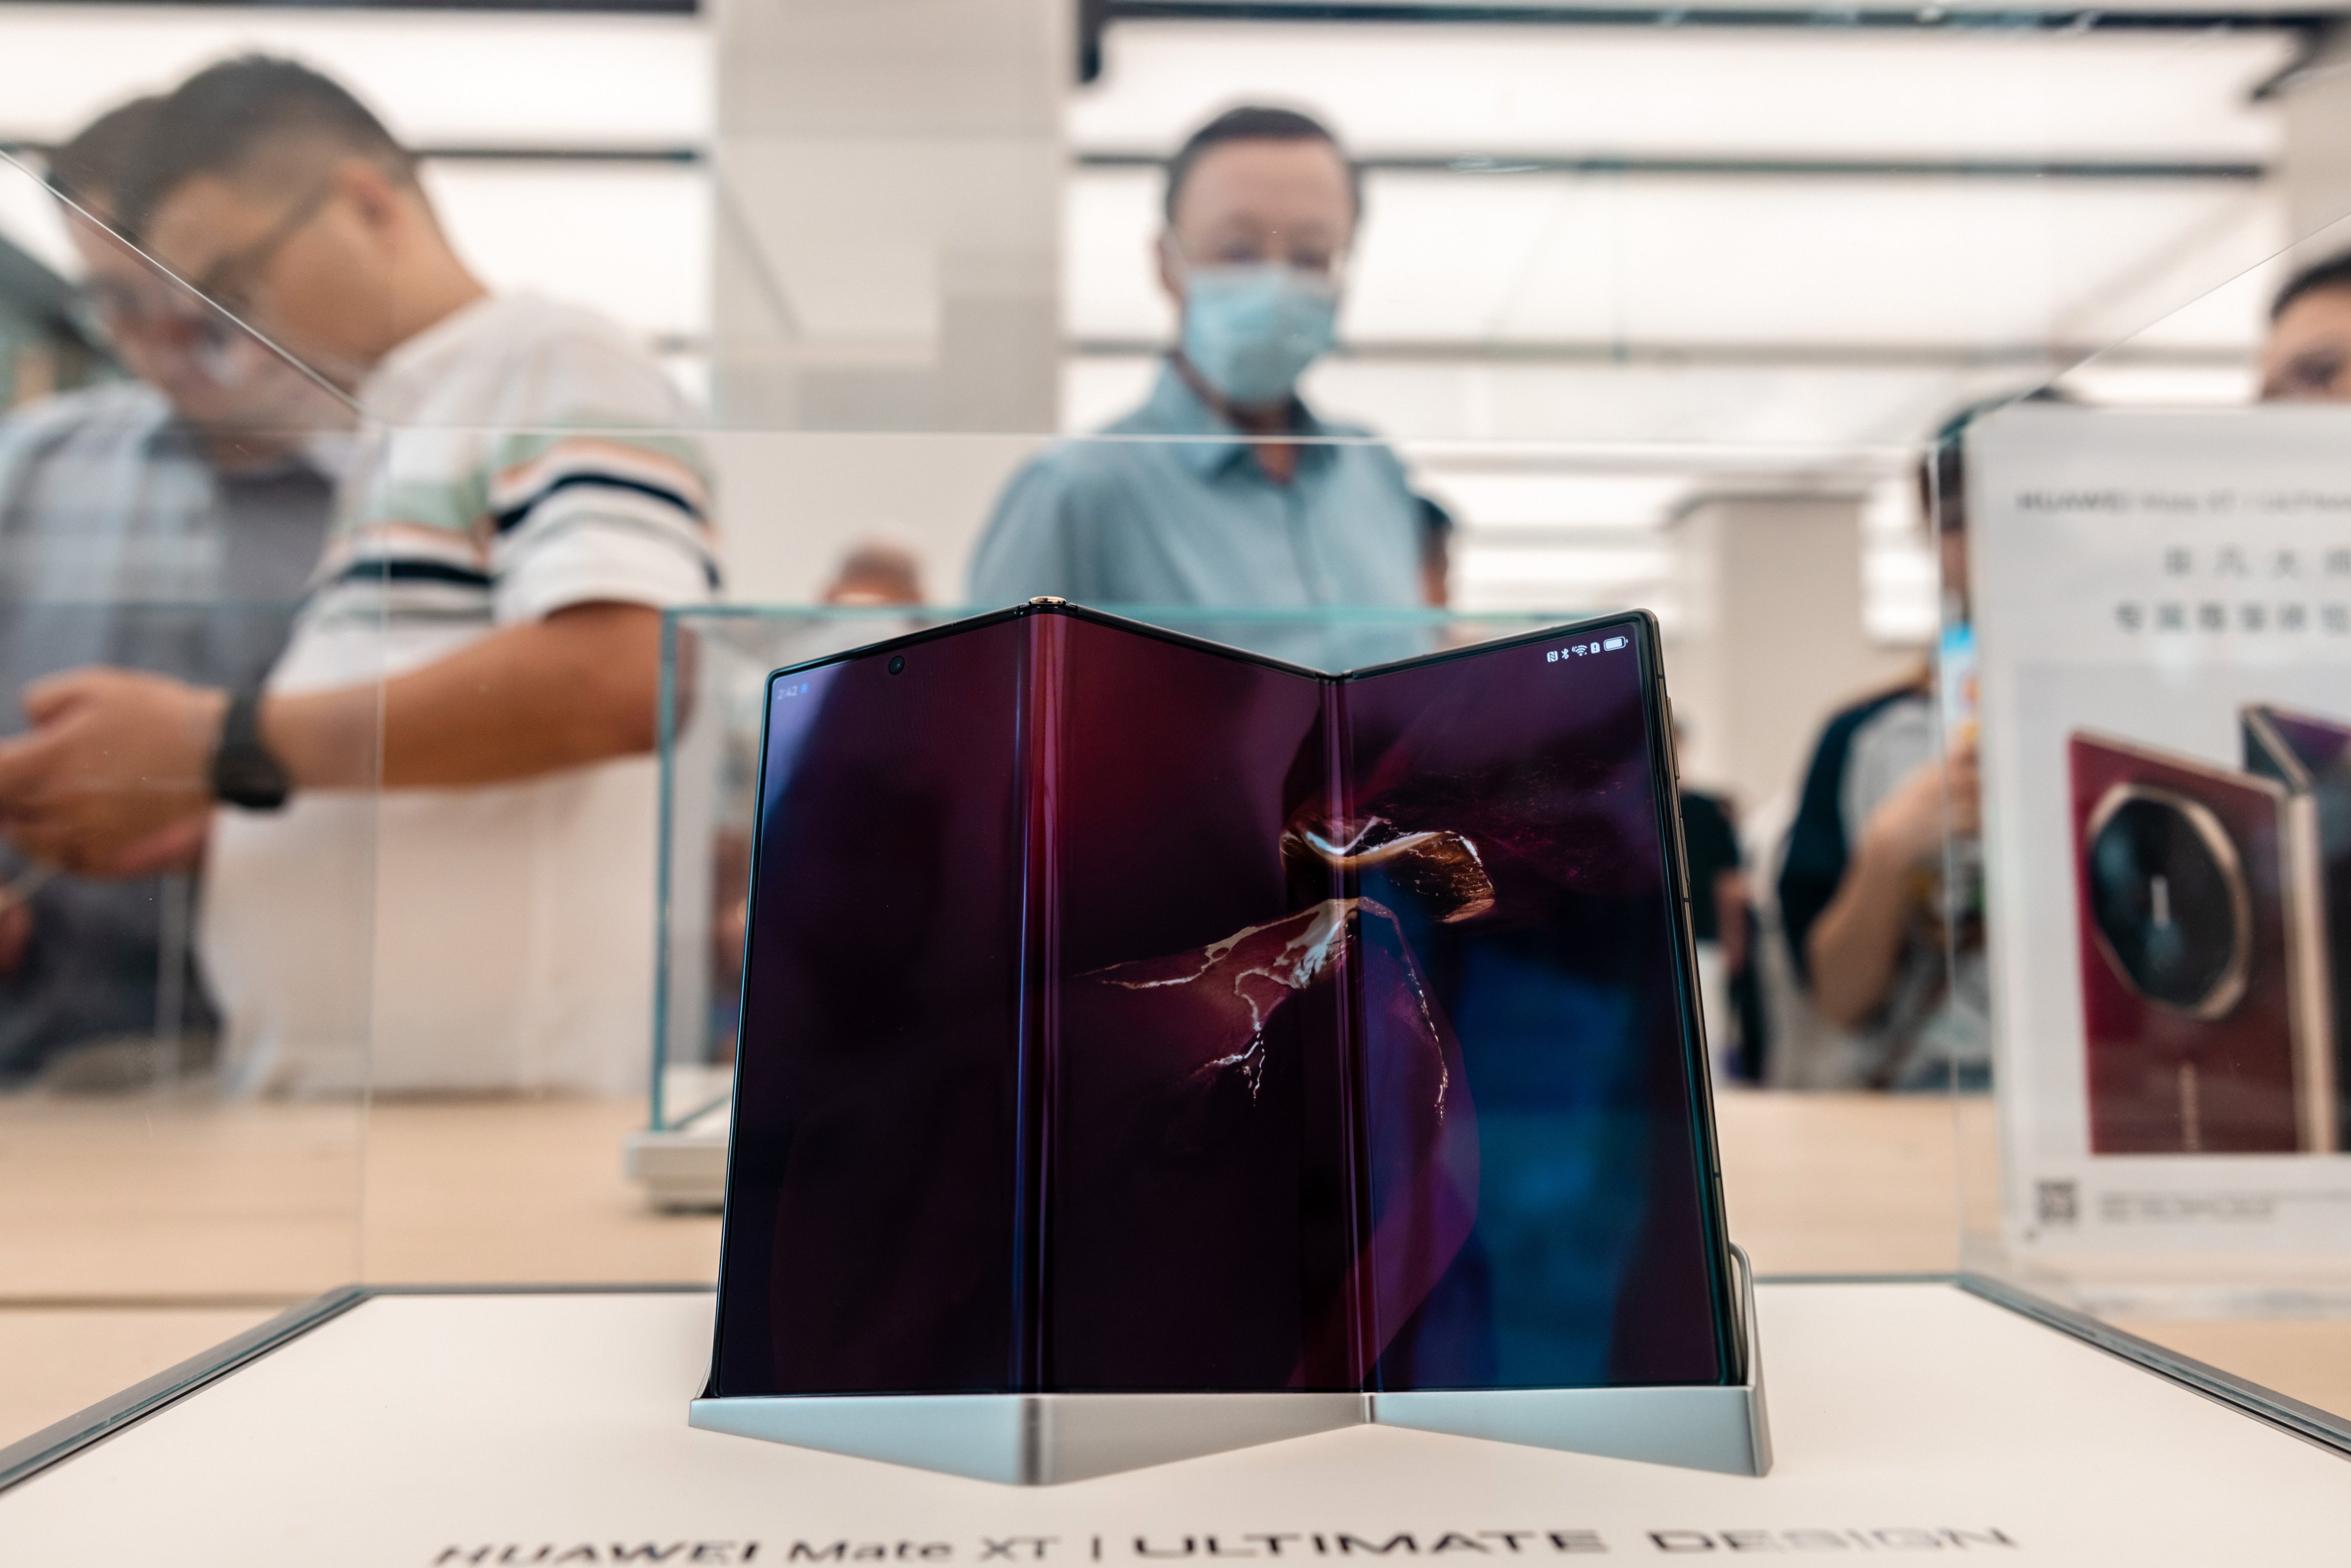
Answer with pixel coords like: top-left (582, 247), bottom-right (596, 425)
top-left (422, 164), bottom-right (709, 346)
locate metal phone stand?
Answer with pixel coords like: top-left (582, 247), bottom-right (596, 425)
top-left (689, 1247), bottom-right (1770, 1485)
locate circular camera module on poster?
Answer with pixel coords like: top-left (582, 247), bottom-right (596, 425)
top-left (2084, 784), bottom-right (2253, 1019)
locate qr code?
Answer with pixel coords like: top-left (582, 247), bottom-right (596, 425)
top-left (2036, 1179), bottom-right (2080, 1226)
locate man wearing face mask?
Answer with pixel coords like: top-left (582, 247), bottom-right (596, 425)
top-left (0, 97), bottom-right (339, 1082)
top-left (970, 106), bottom-right (1427, 611)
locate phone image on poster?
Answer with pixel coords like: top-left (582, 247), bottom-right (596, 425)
top-left (2070, 731), bottom-right (2334, 1155)
top-left (2244, 704), bottom-right (2351, 1146)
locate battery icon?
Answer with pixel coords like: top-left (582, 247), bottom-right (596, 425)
top-left (1601, 635), bottom-right (1628, 651)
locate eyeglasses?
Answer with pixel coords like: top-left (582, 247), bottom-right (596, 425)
top-left (68, 277), bottom-right (237, 351)
top-left (192, 181), bottom-right (334, 320)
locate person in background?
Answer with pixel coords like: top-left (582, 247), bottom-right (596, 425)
top-left (0, 57), bottom-right (720, 1096)
top-left (1678, 779), bottom-right (1762, 1082)
top-left (821, 542), bottom-right (924, 607)
top-left (969, 106), bottom-right (1425, 611)
top-left (696, 538), bottom-right (928, 1042)
top-left (1415, 493), bottom-right (1454, 608)
top-left (1775, 408), bottom-right (1989, 1091)
top-left (2260, 251), bottom-right (2351, 401)
top-left (0, 97), bottom-right (340, 1084)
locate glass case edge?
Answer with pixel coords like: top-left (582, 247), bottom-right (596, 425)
top-left (0, 1283), bottom-right (371, 1495)
top-left (1957, 1271), bottom-right (2351, 1461)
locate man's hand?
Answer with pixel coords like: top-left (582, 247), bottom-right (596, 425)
top-left (0, 670), bottom-right (224, 874)
top-left (0, 601), bottom-right (664, 874)
top-left (1805, 733), bottom-right (1983, 1030)
top-left (1858, 733), bottom-right (1981, 871)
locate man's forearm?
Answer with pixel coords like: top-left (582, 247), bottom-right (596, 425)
top-left (261, 602), bottom-right (663, 790)
top-left (1804, 835), bottom-right (1924, 1030)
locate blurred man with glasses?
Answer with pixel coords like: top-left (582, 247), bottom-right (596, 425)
top-left (971, 106), bottom-right (1433, 612)
top-left (0, 58), bottom-right (720, 1097)
top-left (0, 97), bottom-right (339, 1084)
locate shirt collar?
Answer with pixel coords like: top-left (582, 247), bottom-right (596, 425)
top-left (1136, 359), bottom-right (1332, 479)
top-left (359, 291), bottom-right (506, 414)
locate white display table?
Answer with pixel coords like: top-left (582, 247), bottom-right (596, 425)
top-left (2, 1280), bottom-right (2346, 1566)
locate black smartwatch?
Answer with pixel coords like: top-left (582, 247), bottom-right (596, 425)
top-left (210, 688), bottom-right (293, 811)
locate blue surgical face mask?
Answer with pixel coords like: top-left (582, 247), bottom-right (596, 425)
top-left (1178, 264), bottom-right (1339, 409)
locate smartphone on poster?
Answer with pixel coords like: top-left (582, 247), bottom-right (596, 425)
top-left (2070, 731), bottom-right (2334, 1155)
top-left (2244, 704), bottom-right (2351, 1147)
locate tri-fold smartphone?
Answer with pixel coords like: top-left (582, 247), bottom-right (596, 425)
top-left (704, 601), bottom-right (1741, 1409)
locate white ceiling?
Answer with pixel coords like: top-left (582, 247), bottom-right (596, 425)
top-left (0, 6), bottom-right (711, 346)
top-left (1072, 20), bottom-right (2294, 162)
top-left (1065, 17), bottom-right (2312, 627)
top-left (1067, 165), bottom-right (2281, 351)
top-left (0, 6), bottom-right (2322, 632)
top-left (0, 4), bottom-right (708, 149)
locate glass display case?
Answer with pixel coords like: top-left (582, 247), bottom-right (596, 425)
top-left (0, 141), bottom-right (381, 1469)
top-left (635, 601), bottom-right (1562, 1208)
top-left (1954, 399), bottom-right (2351, 1334)
top-left (10, 0), bottom-right (2351, 1513)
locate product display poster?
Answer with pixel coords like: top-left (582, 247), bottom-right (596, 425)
top-left (1971, 403), bottom-right (2351, 1256)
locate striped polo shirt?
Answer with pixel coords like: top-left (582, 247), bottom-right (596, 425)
top-left (296, 293), bottom-right (719, 676)
top-left (200, 294), bottom-right (725, 1098)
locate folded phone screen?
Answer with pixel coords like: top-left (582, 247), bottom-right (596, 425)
top-left (710, 605), bottom-right (1731, 1399)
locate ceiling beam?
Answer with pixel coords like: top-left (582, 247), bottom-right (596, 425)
top-left (1069, 335), bottom-right (2253, 369)
top-left (1080, 149), bottom-right (2269, 181)
top-left (1096, 1), bottom-right (2328, 33)
top-left (3, 138), bottom-right (703, 165)
top-left (1081, 0), bottom-right (2329, 76)
top-left (0, 0), bottom-right (697, 10)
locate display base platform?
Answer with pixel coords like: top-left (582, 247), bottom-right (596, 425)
top-left (690, 1251), bottom-right (1768, 1484)
top-left (4, 1279), bottom-right (2349, 1566)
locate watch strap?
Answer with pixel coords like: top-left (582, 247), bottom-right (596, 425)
top-left (210, 688), bottom-right (293, 812)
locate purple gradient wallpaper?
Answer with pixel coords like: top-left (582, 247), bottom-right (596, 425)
top-left (709, 606), bottom-right (1732, 1399)
top-left (715, 618), bottom-right (1026, 1395)
top-left (1341, 642), bottom-right (1721, 1388)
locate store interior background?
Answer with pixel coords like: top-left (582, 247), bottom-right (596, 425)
top-left (14, 0), bottom-right (2351, 803)
top-left (7, 0), bottom-right (2351, 1452)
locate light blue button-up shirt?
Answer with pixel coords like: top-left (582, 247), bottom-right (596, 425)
top-left (969, 364), bottom-right (1425, 614)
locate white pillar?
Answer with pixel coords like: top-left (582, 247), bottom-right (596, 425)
top-left (708, 0), bottom-right (1066, 434)
top-left (1670, 494), bottom-right (1918, 814)
top-left (705, 0), bottom-right (1068, 603)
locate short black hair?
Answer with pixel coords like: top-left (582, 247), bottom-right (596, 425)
top-left (1919, 386), bottom-right (2073, 533)
top-left (117, 55), bottom-right (414, 237)
top-left (46, 96), bottom-right (162, 211)
top-left (1163, 105), bottom-right (1359, 227)
top-left (2272, 251), bottom-right (2351, 321)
